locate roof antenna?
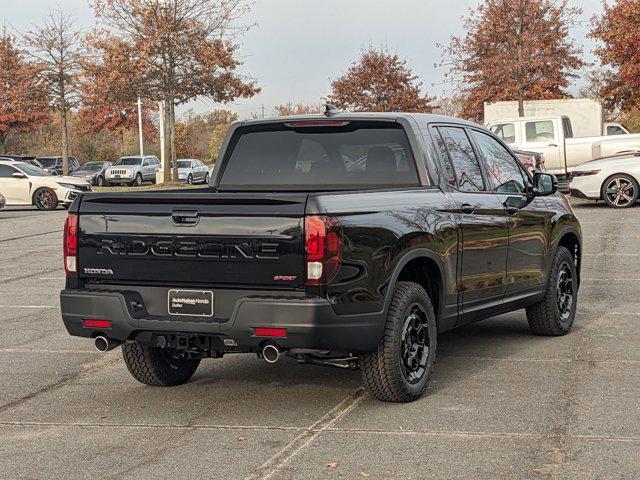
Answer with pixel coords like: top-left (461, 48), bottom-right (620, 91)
top-left (324, 103), bottom-right (341, 117)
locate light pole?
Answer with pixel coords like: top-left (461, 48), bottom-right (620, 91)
top-left (137, 96), bottom-right (144, 156)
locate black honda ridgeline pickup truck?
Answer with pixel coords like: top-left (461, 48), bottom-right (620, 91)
top-left (60, 111), bottom-right (582, 402)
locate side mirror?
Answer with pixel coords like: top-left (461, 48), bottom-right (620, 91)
top-left (533, 172), bottom-right (557, 196)
top-left (11, 172), bottom-right (27, 179)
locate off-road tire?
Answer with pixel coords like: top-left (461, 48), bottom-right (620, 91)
top-left (360, 281), bottom-right (437, 403)
top-left (122, 342), bottom-right (200, 387)
top-left (526, 246), bottom-right (577, 336)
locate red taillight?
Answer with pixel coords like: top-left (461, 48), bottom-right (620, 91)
top-left (255, 327), bottom-right (287, 338)
top-left (64, 213), bottom-right (78, 275)
top-left (83, 319), bottom-right (111, 329)
top-left (304, 215), bottom-right (342, 285)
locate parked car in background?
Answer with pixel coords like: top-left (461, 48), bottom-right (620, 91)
top-left (512, 149), bottom-right (546, 174)
top-left (487, 116), bottom-right (640, 179)
top-left (570, 152), bottom-right (640, 208)
top-left (36, 156), bottom-right (81, 175)
top-left (0, 192), bottom-right (5, 210)
top-left (0, 160), bottom-right (91, 210)
top-left (0, 155), bottom-right (44, 169)
top-left (177, 159), bottom-right (210, 184)
top-left (71, 161), bottom-right (112, 186)
top-left (104, 155), bottom-right (161, 186)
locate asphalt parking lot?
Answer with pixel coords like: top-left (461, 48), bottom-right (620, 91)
top-left (0, 200), bottom-right (638, 479)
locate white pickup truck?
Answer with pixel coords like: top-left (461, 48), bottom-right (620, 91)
top-left (486, 115), bottom-right (640, 177)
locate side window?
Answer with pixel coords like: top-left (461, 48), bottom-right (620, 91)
top-left (143, 158), bottom-right (150, 166)
top-left (525, 121), bottom-right (555, 142)
top-left (490, 123), bottom-right (516, 144)
top-left (0, 164), bottom-right (17, 178)
top-left (607, 125), bottom-right (625, 136)
top-left (438, 127), bottom-right (485, 192)
top-left (431, 128), bottom-right (456, 187)
top-left (471, 131), bottom-right (527, 194)
top-left (562, 118), bottom-right (573, 139)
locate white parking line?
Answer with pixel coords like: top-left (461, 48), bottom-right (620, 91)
top-left (0, 305), bottom-right (55, 309)
top-left (0, 349), bottom-right (97, 355)
top-left (245, 389), bottom-right (367, 480)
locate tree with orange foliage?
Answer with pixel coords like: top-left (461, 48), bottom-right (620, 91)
top-left (89, 0), bottom-right (260, 182)
top-left (328, 48), bottom-right (434, 113)
top-left (0, 30), bottom-right (50, 154)
top-left (441, 0), bottom-right (585, 121)
top-left (590, 0), bottom-right (640, 115)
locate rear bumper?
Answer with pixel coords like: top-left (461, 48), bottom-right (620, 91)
top-left (60, 289), bottom-right (384, 353)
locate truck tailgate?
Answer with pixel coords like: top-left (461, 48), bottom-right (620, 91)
top-left (77, 191), bottom-right (307, 287)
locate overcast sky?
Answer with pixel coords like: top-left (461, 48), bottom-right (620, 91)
top-left (5, 0), bottom-right (603, 119)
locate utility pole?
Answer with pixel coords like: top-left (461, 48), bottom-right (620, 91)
top-left (137, 96), bottom-right (144, 156)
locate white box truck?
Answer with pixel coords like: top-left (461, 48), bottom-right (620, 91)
top-left (484, 99), bottom-right (629, 138)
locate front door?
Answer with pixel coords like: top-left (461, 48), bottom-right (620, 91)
top-left (0, 164), bottom-right (31, 204)
top-left (432, 126), bottom-right (509, 324)
top-left (469, 129), bottom-right (550, 299)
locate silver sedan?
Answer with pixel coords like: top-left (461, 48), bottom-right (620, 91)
top-left (177, 159), bottom-right (210, 184)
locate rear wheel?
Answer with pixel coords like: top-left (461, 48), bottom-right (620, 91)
top-left (602, 174), bottom-right (638, 208)
top-left (526, 246), bottom-right (577, 336)
top-left (33, 187), bottom-right (58, 211)
top-left (360, 281), bottom-right (437, 403)
top-left (122, 342), bottom-right (200, 387)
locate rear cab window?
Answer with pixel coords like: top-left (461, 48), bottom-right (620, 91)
top-left (218, 121), bottom-right (421, 191)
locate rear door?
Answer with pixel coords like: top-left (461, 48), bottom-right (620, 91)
top-left (432, 126), bottom-right (509, 323)
top-left (77, 192), bottom-right (307, 287)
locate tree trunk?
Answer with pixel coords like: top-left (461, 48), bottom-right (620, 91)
top-left (518, 96), bottom-right (525, 117)
top-left (0, 132), bottom-right (6, 155)
top-left (121, 129), bottom-right (126, 156)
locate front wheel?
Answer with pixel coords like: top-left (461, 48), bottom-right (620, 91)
top-left (133, 173), bottom-right (143, 187)
top-left (602, 174), bottom-right (638, 208)
top-left (360, 281), bottom-right (437, 403)
top-left (96, 176), bottom-right (105, 187)
top-left (526, 246), bottom-right (578, 336)
top-left (122, 342), bottom-right (200, 386)
top-left (204, 172), bottom-right (210, 184)
top-left (33, 187), bottom-right (59, 211)
top-left (187, 174), bottom-right (193, 184)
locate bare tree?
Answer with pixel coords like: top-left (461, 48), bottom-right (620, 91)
top-left (22, 8), bottom-right (83, 175)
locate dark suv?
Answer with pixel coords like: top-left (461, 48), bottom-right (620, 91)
top-left (60, 111), bottom-right (581, 402)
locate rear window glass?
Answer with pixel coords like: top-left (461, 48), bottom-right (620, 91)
top-left (218, 123), bottom-right (419, 190)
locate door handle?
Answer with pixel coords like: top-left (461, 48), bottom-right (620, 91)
top-left (548, 143), bottom-right (558, 147)
top-left (171, 209), bottom-right (200, 226)
top-left (459, 204), bottom-right (475, 214)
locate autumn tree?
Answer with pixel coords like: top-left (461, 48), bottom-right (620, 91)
top-left (80, 36), bottom-right (155, 155)
top-left (273, 102), bottom-right (323, 116)
top-left (328, 48), bottom-right (434, 113)
top-left (0, 30), bottom-right (50, 154)
top-left (90, 0), bottom-right (260, 182)
top-left (441, 0), bottom-right (585, 121)
top-left (22, 8), bottom-right (84, 174)
top-left (589, 0), bottom-right (640, 115)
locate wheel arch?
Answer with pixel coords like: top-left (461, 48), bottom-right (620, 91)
top-left (553, 228), bottom-right (582, 288)
top-left (384, 249), bottom-right (446, 323)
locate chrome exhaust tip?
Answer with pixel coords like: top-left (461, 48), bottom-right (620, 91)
top-left (262, 344), bottom-right (281, 364)
top-left (94, 336), bottom-right (121, 352)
